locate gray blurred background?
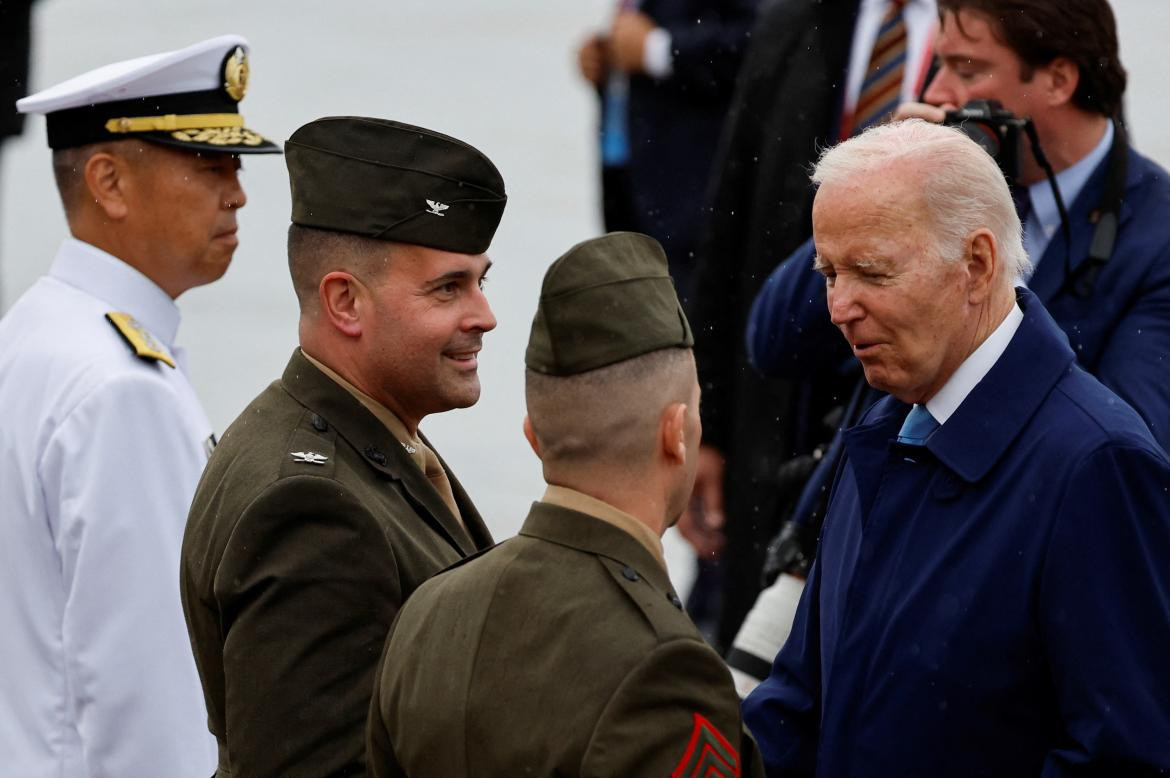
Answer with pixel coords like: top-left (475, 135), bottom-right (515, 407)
top-left (3, 0), bottom-right (1168, 593)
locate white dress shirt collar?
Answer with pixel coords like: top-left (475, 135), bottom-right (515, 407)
top-left (48, 237), bottom-right (181, 348)
top-left (926, 301), bottom-right (1023, 425)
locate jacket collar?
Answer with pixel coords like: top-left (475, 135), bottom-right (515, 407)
top-left (845, 289), bottom-right (1076, 484)
top-left (279, 349), bottom-right (491, 555)
top-left (519, 502), bottom-right (676, 596)
top-left (49, 237), bottom-right (181, 347)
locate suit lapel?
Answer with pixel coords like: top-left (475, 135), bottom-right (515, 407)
top-left (279, 350), bottom-right (482, 556)
top-left (1028, 151), bottom-right (1134, 304)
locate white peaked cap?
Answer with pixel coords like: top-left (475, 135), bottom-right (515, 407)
top-left (18, 35), bottom-right (249, 115)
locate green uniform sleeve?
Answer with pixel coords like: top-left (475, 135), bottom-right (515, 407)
top-left (582, 639), bottom-right (764, 778)
top-left (216, 475), bottom-right (400, 777)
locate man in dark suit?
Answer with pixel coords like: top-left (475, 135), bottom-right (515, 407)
top-left (181, 116), bottom-right (504, 777)
top-left (577, 0), bottom-right (757, 303)
top-left (736, 0), bottom-right (1170, 692)
top-left (743, 118), bottom-right (1170, 776)
top-left (367, 232), bottom-right (762, 778)
top-left (683, 0), bottom-right (938, 652)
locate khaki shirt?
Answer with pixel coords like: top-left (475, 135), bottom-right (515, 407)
top-left (541, 484), bottom-right (667, 571)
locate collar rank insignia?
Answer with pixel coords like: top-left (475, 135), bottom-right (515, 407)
top-left (105, 312), bottom-right (175, 368)
top-left (290, 451), bottom-right (328, 465)
top-left (670, 713), bottom-right (740, 778)
top-left (402, 442), bottom-right (417, 455)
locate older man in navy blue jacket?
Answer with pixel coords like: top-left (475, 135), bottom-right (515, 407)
top-left (742, 119), bottom-right (1170, 775)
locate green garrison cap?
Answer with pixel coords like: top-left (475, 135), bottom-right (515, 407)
top-left (526, 232), bottom-right (694, 376)
top-left (284, 116), bottom-right (506, 254)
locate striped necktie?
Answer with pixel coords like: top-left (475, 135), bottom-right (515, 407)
top-left (853, 0), bottom-right (908, 134)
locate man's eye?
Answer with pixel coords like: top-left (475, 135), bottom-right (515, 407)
top-left (478, 275), bottom-right (489, 291)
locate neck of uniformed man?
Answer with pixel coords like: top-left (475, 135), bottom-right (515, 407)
top-left (178, 115), bottom-right (505, 777)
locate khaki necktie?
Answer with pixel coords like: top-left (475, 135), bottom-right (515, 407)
top-left (418, 439), bottom-right (463, 528)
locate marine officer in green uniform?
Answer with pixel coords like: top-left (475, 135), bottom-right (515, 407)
top-left (367, 232), bottom-right (762, 778)
top-left (181, 116), bottom-right (505, 777)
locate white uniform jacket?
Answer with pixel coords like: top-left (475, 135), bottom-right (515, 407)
top-left (0, 239), bottom-right (217, 777)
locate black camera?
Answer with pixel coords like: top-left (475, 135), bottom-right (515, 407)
top-left (943, 99), bottom-right (1029, 184)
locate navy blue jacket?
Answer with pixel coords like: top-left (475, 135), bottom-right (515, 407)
top-left (748, 145), bottom-right (1170, 450)
top-left (623, 0), bottom-right (758, 280)
top-left (743, 292), bottom-right (1170, 776)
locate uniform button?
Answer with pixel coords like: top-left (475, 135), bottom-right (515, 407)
top-left (364, 446), bottom-right (387, 465)
top-left (621, 566), bottom-right (639, 582)
top-left (311, 414), bottom-right (328, 432)
top-left (667, 591), bottom-right (683, 610)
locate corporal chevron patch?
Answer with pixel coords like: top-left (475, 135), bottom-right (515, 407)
top-left (670, 712), bottom-right (740, 778)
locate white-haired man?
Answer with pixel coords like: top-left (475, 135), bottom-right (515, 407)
top-left (742, 120), bottom-right (1170, 775)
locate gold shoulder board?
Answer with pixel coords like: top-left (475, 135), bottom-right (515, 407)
top-left (105, 312), bottom-right (176, 368)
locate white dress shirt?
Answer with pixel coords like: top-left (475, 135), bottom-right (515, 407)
top-left (0, 238), bottom-right (217, 777)
top-left (926, 302), bottom-right (1024, 424)
top-left (843, 0), bottom-right (939, 115)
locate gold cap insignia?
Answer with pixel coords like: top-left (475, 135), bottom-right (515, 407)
top-left (223, 46), bottom-right (249, 102)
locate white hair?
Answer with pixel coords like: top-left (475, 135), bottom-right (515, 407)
top-left (811, 119), bottom-right (1032, 282)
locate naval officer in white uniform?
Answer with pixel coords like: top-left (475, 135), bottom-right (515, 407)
top-left (0, 36), bottom-right (279, 777)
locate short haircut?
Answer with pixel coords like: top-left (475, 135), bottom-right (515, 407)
top-left (812, 119), bottom-right (1032, 282)
top-left (525, 347), bottom-right (695, 472)
top-left (939, 0), bottom-right (1126, 117)
top-left (287, 224), bottom-right (398, 312)
top-left (51, 140), bottom-right (145, 215)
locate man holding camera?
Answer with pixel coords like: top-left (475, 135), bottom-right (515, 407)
top-left (752, 0), bottom-right (1170, 450)
top-left (743, 118), bottom-right (1170, 776)
top-left (732, 0), bottom-right (1170, 694)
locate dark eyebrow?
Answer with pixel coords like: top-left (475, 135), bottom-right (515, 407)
top-left (426, 260), bottom-right (492, 287)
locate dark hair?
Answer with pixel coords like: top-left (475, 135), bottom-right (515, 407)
top-left (286, 223), bottom-right (397, 311)
top-left (939, 0), bottom-right (1126, 117)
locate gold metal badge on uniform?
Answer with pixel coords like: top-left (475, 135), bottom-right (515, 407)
top-left (671, 713), bottom-right (740, 778)
top-left (105, 312), bottom-right (176, 368)
top-left (222, 46), bottom-right (249, 102)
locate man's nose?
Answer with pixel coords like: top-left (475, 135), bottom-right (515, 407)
top-left (224, 174), bottom-right (247, 210)
top-left (827, 282), bottom-right (863, 327)
top-left (467, 287), bottom-right (497, 333)
top-left (922, 69), bottom-right (960, 109)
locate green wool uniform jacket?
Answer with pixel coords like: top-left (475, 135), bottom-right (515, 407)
top-left (181, 350), bottom-right (493, 777)
top-left (367, 501), bottom-right (762, 778)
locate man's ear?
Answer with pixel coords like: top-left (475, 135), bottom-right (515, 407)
top-left (1041, 56), bottom-right (1079, 108)
top-left (660, 402), bottom-right (688, 464)
top-left (319, 271), bottom-right (366, 337)
top-left (83, 151), bottom-right (132, 221)
top-left (965, 228), bottom-right (999, 304)
top-left (522, 415), bottom-right (543, 460)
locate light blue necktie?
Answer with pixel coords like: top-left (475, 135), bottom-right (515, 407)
top-left (897, 404), bottom-right (939, 446)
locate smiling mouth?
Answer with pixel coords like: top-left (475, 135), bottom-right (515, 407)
top-left (444, 349), bottom-right (480, 365)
